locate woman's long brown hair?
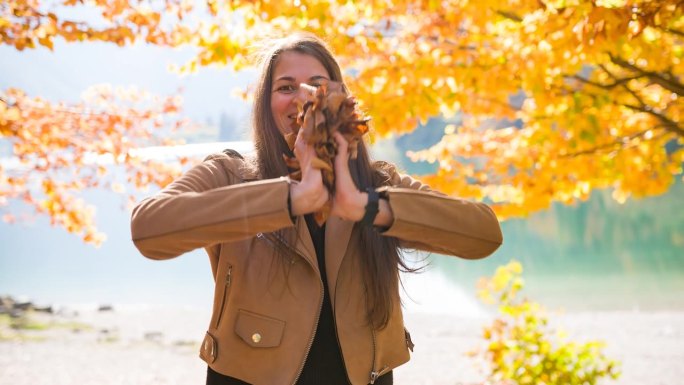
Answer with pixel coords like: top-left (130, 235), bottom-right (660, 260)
top-left (250, 32), bottom-right (415, 329)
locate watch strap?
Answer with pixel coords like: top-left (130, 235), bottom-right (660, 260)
top-left (361, 187), bottom-right (380, 226)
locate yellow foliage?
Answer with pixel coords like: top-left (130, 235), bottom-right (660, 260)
top-left (476, 261), bottom-right (621, 384)
top-left (2, 0), bottom-right (683, 240)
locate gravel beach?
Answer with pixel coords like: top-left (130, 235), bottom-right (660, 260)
top-left (1, 304), bottom-right (683, 385)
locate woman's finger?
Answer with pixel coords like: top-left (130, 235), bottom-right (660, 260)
top-left (294, 129), bottom-right (315, 168)
top-left (333, 132), bottom-right (357, 192)
top-left (293, 127), bottom-right (307, 155)
top-left (333, 132), bottom-right (349, 169)
top-left (331, 132), bottom-right (365, 220)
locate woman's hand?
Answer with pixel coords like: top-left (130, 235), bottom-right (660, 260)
top-left (330, 132), bottom-right (367, 221)
top-left (330, 132), bottom-right (395, 226)
top-left (289, 129), bottom-right (329, 216)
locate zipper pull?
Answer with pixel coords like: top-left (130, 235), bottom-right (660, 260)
top-left (405, 328), bottom-right (415, 352)
top-left (369, 371), bottom-right (379, 384)
top-left (226, 266), bottom-right (232, 286)
top-left (370, 366), bottom-right (389, 384)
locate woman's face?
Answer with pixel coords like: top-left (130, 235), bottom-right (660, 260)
top-left (270, 51), bottom-right (330, 136)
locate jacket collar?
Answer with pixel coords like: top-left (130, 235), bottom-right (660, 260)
top-left (325, 216), bottom-right (354, 301)
top-left (293, 215), bottom-right (354, 299)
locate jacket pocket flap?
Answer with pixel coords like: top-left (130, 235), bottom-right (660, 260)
top-left (234, 309), bottom-right (285, 348)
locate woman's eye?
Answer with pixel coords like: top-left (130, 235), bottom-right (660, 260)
top-left (275, 85), bottom-right (296, 93)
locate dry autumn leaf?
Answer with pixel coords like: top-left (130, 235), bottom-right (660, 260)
top-left (283, 81), bottom-right (370, 224)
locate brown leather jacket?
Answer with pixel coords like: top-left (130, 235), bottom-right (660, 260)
top-left (130, 152), bottom-right (503, 385)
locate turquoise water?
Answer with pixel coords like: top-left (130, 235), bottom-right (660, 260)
top-left (426, 181), bottom-right (684, 311)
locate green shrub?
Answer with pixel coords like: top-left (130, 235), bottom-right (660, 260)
top-left (0, 312), bottom-right (49, 331)
top-left (474, 260), bottom-right (620, 385)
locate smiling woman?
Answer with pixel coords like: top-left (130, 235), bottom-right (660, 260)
top-left (130, 32), bottom-right (503, 385)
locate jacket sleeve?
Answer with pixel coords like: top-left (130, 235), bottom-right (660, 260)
top-left (376, 164), bottom-right (503, 260)
top-left (130, 154), bottom-right (295, 260)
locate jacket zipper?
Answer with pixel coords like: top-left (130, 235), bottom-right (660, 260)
top-left (369, 326), bottom-right (378, 384)
top-left (214, 264), bottom-right (233, 328)
top-left (292, 280), bottom-right (323, 385)
top-left (333, 263), bottom-right (352, 385)
top-left (368, 323), bottom-right (391, 384)
top-left (329, 237), bottom-right (385, 384)
top-left (256, 232), bottom-right (324, 385)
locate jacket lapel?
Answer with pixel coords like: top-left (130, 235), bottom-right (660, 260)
top-left (293, 216), bottom-right (318, 271)
top-left (325, 215), bottom-right (354, 303)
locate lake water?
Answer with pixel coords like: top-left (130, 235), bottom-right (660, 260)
top-left (411, 181), bottom-right (684, 313)
top-left (1, 142), bottom-right (682, 315)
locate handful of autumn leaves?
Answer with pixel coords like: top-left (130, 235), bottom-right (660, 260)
top-left (283, 81), bottom-right (370, 225)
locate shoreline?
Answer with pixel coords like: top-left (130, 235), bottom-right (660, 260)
top-left (1, 300), bottom-right (683, 384)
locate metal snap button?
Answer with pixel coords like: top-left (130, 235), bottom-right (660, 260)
top-left (252, 333), bottom-right (262, 343)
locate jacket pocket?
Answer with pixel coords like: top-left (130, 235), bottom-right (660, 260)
top-left (234, 309), bottom-right (286, 348)
top-left (214, 263), bottom-right (233, 328)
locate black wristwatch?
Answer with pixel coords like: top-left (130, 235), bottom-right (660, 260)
top-left (361, 187), bottom-right (379, 226)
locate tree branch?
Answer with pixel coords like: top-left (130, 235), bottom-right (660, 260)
top-left (495, 10), bottom-right (523, 22)
top-left (599, 63), bottom-right (649, 106)
top-left (559, 129), bottom-right (666, 158)
top-left (595, 64), bottom-right (684, 137)
top-left (609, 54), bottom-right (684, 96)
top-left (599, 64), bottom-right (684, 137)
top-left (623, 103), bottom-right (684, 137)
top-left (660, 27), bottom-right (684, 38)
top-left (570, 74), bottom-right (643, 90)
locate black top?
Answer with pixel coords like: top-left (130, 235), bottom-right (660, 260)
top-left (296, 215), bottom-right (350, 384)
top-left (206, 215), bottom-right (392, 385)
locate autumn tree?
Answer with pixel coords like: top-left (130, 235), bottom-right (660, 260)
top-left (0, 86), bottom-right (188, 245)
top-left (1, 0), bottom-right (193, 244)
top-left (184, 0), bottom-right (683, 218)
top-left (2, 0), bottom-right (682, 243)
top-left (0, 0), bottom-right (191, 49)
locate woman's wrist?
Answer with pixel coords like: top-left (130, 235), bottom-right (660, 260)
top-left (289, 183), bottom-right (303, 216)
top-left (347, 190), bottom-right (367, 222)
top-left (289, 180), bottom-right (328, 216)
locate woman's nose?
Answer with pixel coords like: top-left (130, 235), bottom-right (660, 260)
top-left (292, 83), bottom-right (317, 108)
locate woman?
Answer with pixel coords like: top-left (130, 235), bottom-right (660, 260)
top-left (130, 33), bottom-right (503, 385)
